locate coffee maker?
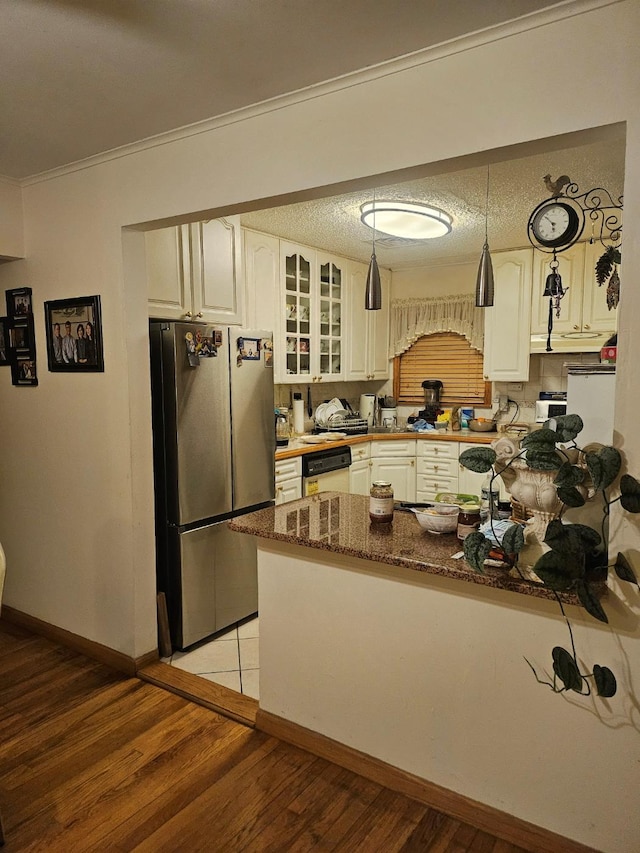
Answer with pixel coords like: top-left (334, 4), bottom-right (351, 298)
top-left (419, 379), bottom-right (443, 424)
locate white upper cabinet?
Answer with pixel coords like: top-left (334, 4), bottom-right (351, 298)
top-left (483, 248), bottom-right (533, 382)
top-left (145, 225), bottom-right (190, 320)
top-left (278, 242), bottom-right (345, 384)
top-left (345, 260), bottom-right (390, 381)
top-left (146, 216), bottom-right (244, 325)
top-left (242, 228), bottom-right (280, 363)
top-left (190, 216), bottom-right (244, 325)
top-left (530, 241), bottom-right (617, 338)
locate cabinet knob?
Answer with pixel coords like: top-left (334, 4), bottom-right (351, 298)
top-left (276, 486), bottom-right (283, 493)
top-left (484, 375), bottom-right (489, 380)
top-left (185, 311), bottom-right (192, 319)
top-left (584, 324), bottom-right (590, 330)
top-left (411, 460), bottom-right (415, 466)
top-left (195, 312), bottom-right (203, 319)
top-left (573, 324), bottom-right (579, 330)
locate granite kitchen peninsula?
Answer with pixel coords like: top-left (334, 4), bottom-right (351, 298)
top-left (229, 491), bottom-right (613, 852)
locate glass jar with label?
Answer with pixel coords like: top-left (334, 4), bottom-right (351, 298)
top-left (457, 504), bottom-right (481, 541)
top-left (369, 481), bottom-right (394, 524)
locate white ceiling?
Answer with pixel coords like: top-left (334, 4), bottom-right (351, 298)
top-left (3, 0), bottom-right (565, 179)
top-left (241, 132), bottom-right (626, 268)
top-left (1, 1), bottom-right (625, 269)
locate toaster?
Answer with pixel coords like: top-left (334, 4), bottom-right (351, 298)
top-left (535, 400), bottom-right (568, 422)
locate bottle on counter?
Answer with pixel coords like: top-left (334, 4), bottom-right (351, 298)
top-left (480, 474), bottom-right (500, 523)
top-left (275, 407), bottom-right (291, 447)
top-left (369, 481), bottom-right (394, 524)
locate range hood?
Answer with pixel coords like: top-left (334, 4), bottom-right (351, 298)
top-left (530, 330), bottom-right (615, 353)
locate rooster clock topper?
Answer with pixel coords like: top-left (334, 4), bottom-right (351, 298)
top-left (527, 173), bottom-right (623, 350)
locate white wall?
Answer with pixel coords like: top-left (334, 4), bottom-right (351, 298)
top-left (0, 1), bottom-right (638, 669)
top-left (0, 177), bottom-right (24, 258)
top-left (391, 262), bottom-right (476, 301)
top-left (259, 540), bottom-right (640, 852)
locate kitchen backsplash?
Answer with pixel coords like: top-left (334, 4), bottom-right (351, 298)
top-left (275, 352), bottom-right (602, 429)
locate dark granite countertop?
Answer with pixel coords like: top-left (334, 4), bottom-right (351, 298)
top-left (229, 492), bottom-right (592, 605)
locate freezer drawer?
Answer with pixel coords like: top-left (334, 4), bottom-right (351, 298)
top-left (174, 520), bottom-right (257, 650)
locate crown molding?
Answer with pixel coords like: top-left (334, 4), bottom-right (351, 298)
top-left (21, 0), bottom-right (621, 187)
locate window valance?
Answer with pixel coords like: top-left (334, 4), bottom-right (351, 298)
top-left (390, 294), bottom-right (484, 356)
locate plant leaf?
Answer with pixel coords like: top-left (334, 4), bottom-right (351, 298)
top-left (544, 520), bottom-right (590, 556)
top-left (614, 552), bottom-right (638, 586)
top-left (556, 485), bottom-right (586, 507)
top-left (462, 531), bottom-right (492, 573)
top-left (593, 664), bottom-right (617, 698)
top-left (576, 580), bottom-right (608, 623)
top-left (459, 447), bottom-right (496, 474)
top-left (533, 550), bottom-right (580, 589)
top-left (548, 414), bottom-right (584, 443)
top-left (571, 524), bottom-right (602, 550)
top-left (526, 449), bottom-right (563, 471)
top-left (620, 475), bottom-right (640, 513)
top-left (554, 462), bottom-right (585, 487)
top-left (501, 523), bottom-right (525, 555)
top-left (552, 646), bottom-right (583, 692)
top-left (586, 447), bottom-right (622, 491)
top-left (521, 428), bottom-right (559, 450)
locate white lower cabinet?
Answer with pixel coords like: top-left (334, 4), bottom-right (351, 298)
top-left (415, 440), bottom-right (459, 501)
top-left (370, 440), bottom-right (416, 502)
top-left (274, 457), bottom-right (302, 505)
top-left (457, 442), bottom-right (488, 499)
top-left (349, 443), bottom-right (371, 495)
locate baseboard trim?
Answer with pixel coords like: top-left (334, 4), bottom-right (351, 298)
top-left (255, 710), bottom-right (597, 853)
top-left (0, 606), bottom-right (158, 676)
top-left (139, 660), bottom-right (258, 728)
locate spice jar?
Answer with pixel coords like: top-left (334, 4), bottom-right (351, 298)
top-left (369, 481), bottom-right (394, 524)
top-left (457, 503), bottom-right (481, 541)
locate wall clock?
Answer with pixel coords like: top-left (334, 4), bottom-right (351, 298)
top-left (528, 198), bottom-right (583, 251)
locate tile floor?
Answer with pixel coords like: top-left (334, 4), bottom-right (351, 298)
top-left (162, 615), bottom-right (260, 700)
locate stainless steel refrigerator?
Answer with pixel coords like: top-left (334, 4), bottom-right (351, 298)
top-left (149, 321), bottom-right (275, 650)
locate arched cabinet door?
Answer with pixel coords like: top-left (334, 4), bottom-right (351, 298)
top-left (483, 248), bottom-right (533, 382)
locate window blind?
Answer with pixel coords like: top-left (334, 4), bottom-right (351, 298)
top-left (393, 332), bottom-right (490, 406)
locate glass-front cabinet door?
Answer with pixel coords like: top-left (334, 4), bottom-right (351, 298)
top-left (317, 256), bottom-right (343, 380)
top-left (279, 243), bottom-right (344, 384)
top-left (283, 247), bottom-right (314, 379)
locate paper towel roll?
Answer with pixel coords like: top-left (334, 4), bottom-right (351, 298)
top-left (292, 397), bottom-right (305, 435)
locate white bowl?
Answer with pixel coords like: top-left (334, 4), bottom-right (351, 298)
top-left (411, 506), bottom-right (459, 534)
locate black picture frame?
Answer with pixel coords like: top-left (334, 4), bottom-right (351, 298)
top-left (6, 287), bottom-right (33, 318)
top-left (11, 355), bottom-right (38, 387)
top-left (44, 295), bottom-right (104, 372)
top-left (0, 317), bottom-right (9, 366)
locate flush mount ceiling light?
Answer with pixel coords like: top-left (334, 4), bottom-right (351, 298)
top-left (360, 200), bottom-right (453, 240)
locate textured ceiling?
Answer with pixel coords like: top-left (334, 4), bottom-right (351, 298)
top-left (240, 134), bottom-right (626, 269)
top-left (2, 0), bottom-right (563, 179)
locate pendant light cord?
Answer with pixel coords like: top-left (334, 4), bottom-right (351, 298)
top-left (372, 188), bottom-right (377, 254)
top-left (484, 165), bottom-right (490, 244)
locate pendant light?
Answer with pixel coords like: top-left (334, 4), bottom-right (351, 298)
top-left (365, 190), bottom-right (382, 311)
top-left (475, 165), bottom-right (494, 308)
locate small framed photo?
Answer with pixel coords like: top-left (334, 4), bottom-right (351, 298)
top-left (0, 317), bottom-right (9, 366)
top-left (11, 356), bottom-right (38, 387)
top-left (44, 295), bottom-right (104, 372)
top-left (238, 337), bottom-right (260, 360)
top-left (6, 287), bottom-right (32, 318)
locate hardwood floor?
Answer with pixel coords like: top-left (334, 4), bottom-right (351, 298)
top-left (0, 621), bottom-right (531, 852)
